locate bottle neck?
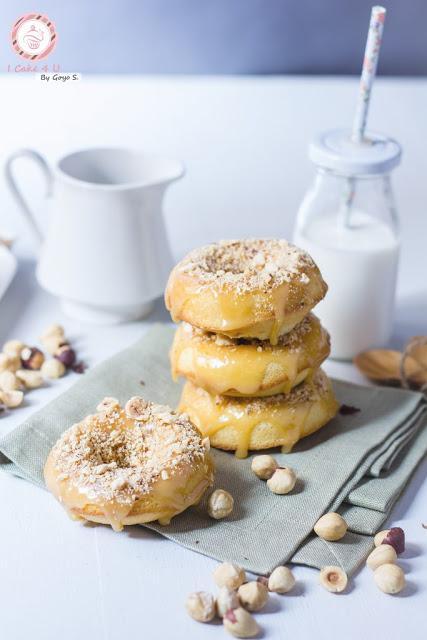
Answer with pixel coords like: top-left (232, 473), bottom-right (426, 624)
top-left (296, 166), bottom-right (399, 237)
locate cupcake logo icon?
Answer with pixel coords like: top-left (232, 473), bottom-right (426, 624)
top-left (11, 14), bottom-right (57, 60)
top-left (23, 25), bottom-right (44, 50)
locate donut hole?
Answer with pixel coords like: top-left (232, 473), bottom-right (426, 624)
top-left (182, 239), bottom-right (313, 292)
top-left (78, 420), bottom-right (148, 474)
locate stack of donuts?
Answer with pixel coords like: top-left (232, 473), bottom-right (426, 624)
top-left (166, 239), bottom-right (338, 458)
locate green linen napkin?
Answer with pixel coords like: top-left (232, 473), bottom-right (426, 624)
top-left (0, 324), bottom-right (425, 576)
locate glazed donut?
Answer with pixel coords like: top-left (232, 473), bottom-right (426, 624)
top-left (178, 369), bottom-right (339, 458)
top-left (171, 314), bottom-right (330, 397)
top-left (165, 239), bottom-right (327, 344)
top-left (44, 396), bottom-right (214, 531)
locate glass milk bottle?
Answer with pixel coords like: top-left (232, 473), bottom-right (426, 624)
top-left (294, 129), bottom-right (402, 360)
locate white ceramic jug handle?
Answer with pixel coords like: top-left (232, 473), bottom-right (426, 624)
top-left (4, 149), bottom-right (53, 244)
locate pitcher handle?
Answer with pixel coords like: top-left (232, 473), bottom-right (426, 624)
top-left (4, 149), bottom-right (53, 244)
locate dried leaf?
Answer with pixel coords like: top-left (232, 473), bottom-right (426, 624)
top-left (354, 350), bottom-right (403, 385)
top-left (404, 337), bottom-right (427, 387)
top-left (354, 346), bottom-right (426, 390)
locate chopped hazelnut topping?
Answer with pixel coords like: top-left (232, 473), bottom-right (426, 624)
top-left (96, 397), bottom-right (120, 413)
top-left (176, 238), bottom-right (316, 294)
top-left (48, 399), bottom-right (210, 505)
top-left (186, 313), bottom-right (317, 352)
top-left (125, 396), bottom-right (150, 420)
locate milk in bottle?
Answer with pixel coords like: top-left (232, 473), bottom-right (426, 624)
top-left (293, 129), bottom-right (401, 360)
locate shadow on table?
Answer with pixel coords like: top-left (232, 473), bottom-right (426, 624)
top-left (0, 257), bottom-right (48, 344)
top-left (149, 295), bottom-right (170, 323)
top-left (0, 254), bottom-right (171, 344)
top-left (383, 455), bottom-right (427, 523)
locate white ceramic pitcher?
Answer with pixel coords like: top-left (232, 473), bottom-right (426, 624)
top-left (5, 147), bottom-right (184, 324)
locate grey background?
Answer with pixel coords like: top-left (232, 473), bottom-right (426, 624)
top-left (3, 0), bottom-right (427, 75)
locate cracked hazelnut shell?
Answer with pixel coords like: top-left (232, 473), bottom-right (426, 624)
top-left (319, 566), bottom-right (348, 593)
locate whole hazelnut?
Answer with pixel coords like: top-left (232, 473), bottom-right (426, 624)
top-left (375, 527), bottom-right (405, 555)
top-left (207, 489), bottom-right (234, 519)
top-left (251, 454), bottom-right (278, 480)
top-left (185, 591), bottom-right (216, 622)
top-left (319, 566), bottom-right (348, 593)
top-left (223, 607), bottom-right (259, 638)
top-left (97, 397), bottom-right (121, 413)
top-left (314, 512), bottom-right (348, 541)
top-left (41, 358), bottom-right (66, 379)
top-left (0, 371), bottom-right (21, 392)
top-left (0, 389), bottom-right (24, 408)
top-left (374, 563), bottom-right (405, 594)
top-left (3, 340), bottom-right (26, 358)
top-left (216, 587), bottom-right (240, 618)
top-left (16, 369), bottom-right (44, 390)
top-left (213, 562), bottom-right (246, 590)
top-left (41, 334), bottom-right (65, 356)
top-left (125, 396), bottom-right (149, 420)
top-left (238, 581), bottom-right (268, 612)
top-left (0, 353), bottom-right (20, 373)
top-left (0, 354), bottom-right (10, 373)
top-left (374, 529), bottom-right (389, 547)
top-left (55, 345), bottom-right (76, 368)
top-left (366, 544), bottom-right (397, 570)
top-left (21, 347), bottom-right (45, 371)
top-left (41, 323), bottom-right (65, 340)
top-left (266, 467), bottom-right (296, 494)
top-left (267, 565), bottom-right (295, 594)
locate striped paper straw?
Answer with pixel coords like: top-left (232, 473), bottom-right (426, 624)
top-left (352, 6), bottom-right (386, 143)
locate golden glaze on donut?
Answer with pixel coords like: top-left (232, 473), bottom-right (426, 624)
top-left (178, 370), bottom-right (339, 458)
top-left (171, 314), bottom-right (330, 397)
top-left (44, 397), bottom-right (214, 531)
top-left (165, 239), bottom-right (327, 344)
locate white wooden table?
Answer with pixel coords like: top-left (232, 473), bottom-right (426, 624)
top-left (0, 75), bottom-right (426, 640)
